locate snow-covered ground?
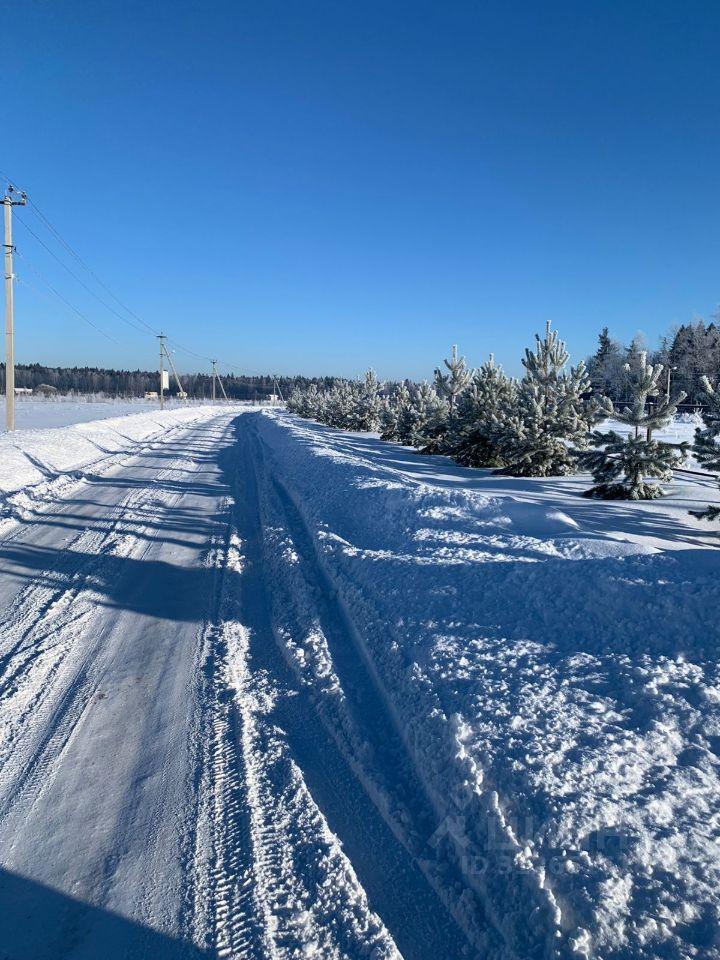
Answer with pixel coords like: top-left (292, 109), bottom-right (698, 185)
top-left (0, 395), bottom-right (271, 433)
top-left (0, 403), bottom-right (245, 532)
top-left (0, 407), bottom-right (718, 959)
top-left (0, 395), bottom-right (188, 431)
top-left (252, 412), bottom-right (720, 959)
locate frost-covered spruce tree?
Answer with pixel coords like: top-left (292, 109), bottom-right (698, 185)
top-left (379, 383), bottom-right (410, 441)
top-left (397, 382), bottom-right (446, 447)
top-left (500, 321), bottom-right (602, 477)
top-left (352, 369), bottom-right (382, 432)
top-left (430, 345), bottom-right (472, 453)
top-left (582, 352), bottom-right (687, 499)
top-left (690, 377), bottom-right (720, 520)
top-left (289, 382), bottom-right (323, 420)
top-left (449, 355), bottom-right (518, 467)
top-left (286, 387), bottom-right (304, 416)
top-left (418, 391), bottom-right (452, 453)
top-left (324, 380), bottom-right (355, 428)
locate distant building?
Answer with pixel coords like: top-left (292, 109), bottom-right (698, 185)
top-left (144, 391), bottom-right (159, 399)
top-left (14, 387), bottom-right (33, 395)
top-left (34, 384), bottom-right (58, 396)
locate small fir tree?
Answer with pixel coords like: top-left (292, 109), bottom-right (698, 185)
top-left (431, 344), bottom-right (472, 453)
top-left (379, 383), bottom-right (410, 441)
top-left (353, 369), bottom-right (382, 432)
top-left (324, 380), bottom-right (355, 428)
top-left (417, 394), bottom-right (452, 453)
top-left (286, 387), bottom-right (304, 416)
top-left (287, 383), bottom-right (325, 420)
top-left (397, 382), bottom-right (446, 447)
top-left (690, 377), bottom-right (720, 520)
top-left (582, 352), bottom-right (687, 499)
top-left (449, 355), bottom-right (518, 467)
top-left (500, 321), bottom-right (603, 477)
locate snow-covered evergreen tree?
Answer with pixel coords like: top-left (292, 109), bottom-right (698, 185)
top-left (582, 352), bottom-right (687, 499)
top-left (435, 344), bottom-right (472, 407)
top-left (352, 369), bottom-right (382, 432)
top-left (397, 382), bottom-right (446, 447)
top-left (379, 383), bottom-right (410, 441)
top-left (430, 345), bottom-right (472, 453)
top-left (286, 388), bottom-right (304, 416)
top-left (449, 355), bottom-right (518, 467)
top-left (324, 380), bottom-right (355, 428)
top-left (500, 321), bottom-right (603, 477)
top-left (690, 377), bottom-right (720, 520)
top-left (287, 383), bottom-right (321, 419)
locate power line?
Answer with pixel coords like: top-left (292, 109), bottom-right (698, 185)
top-left (26, 198), bottom-right (158, 336)
top-left (15, 194), bottom-right (223, 366)
top-left (15, 259), bottom-right (123, 347)
top-left (18, 204), bottom-right (221, 368)
top-left (13, 213), bottom-right (152, 339)
top-left (2, 172), bottom-right (257, 378)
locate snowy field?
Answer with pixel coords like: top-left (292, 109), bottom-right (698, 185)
top-left (0, 395), bottom-right (240, 432)
top-left (1, 395), bottom-right (170, 431)
top-left (0, 406), bottom-right (718, 959)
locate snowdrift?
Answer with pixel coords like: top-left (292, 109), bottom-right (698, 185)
top-left (254, 410), bottom-right (720, 960)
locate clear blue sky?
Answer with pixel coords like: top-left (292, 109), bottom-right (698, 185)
top-left (5, 0), bottom-right (720, 379)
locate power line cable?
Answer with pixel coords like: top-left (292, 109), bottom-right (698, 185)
top-left (13, 213), bottom-right (153, 339)
top-left (18, 200), bottom-right (226, 369)
top-left (25, 198), bottom-right (158, 335)
top-left (5, 171), bottom-right (289, 379)
top-left (15, 258), bottom-right (123, 347)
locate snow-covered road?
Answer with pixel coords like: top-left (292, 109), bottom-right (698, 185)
top-left (0, 411), bottom-right (474, 959)
top-left (1, 408), bottom-right (719, 960)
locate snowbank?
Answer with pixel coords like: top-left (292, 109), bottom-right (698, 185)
top-left (253, 410), bottom-right (720, 960)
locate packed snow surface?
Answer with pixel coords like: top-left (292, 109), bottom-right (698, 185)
top-left (0, 407), bottom-right (718, 959)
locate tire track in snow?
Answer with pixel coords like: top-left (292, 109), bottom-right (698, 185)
top-left (190, 450), bottom-right (402, 959)
top-left (190, 524), bottom-right (271, 960)
top-left (0, 450), bottom-right (202, 828)
top-left (246, 420), bottom-right (505, 958)
top-left (193, 418), bottom-right (478, 960)
top-left (0, 408), bottom-right (226, 541)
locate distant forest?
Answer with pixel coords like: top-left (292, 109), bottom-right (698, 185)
top-left (0, 364), bottom-right (339, 401)
top-left (587, 318), bottom-right (720, 407)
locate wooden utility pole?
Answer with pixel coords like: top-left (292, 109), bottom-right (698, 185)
top-left (4, 185), bottom-right (27, 432)
top-left (162, 342), bottom-right (187, 400)
top-left (211, 359), bottom-right (229, 402)
top-left (157, 335), bottom-right (186, 408)
top-left (158, 334), bottom-right (166, 410)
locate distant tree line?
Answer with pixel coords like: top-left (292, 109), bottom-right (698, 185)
top-left (0, 363), bottom-right (339, 401)
top-left (587, 318), bottom-right (720, 407)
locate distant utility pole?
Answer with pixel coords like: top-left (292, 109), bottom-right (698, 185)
top-left (211, 359), bottom-right (229, 403)
top-left (157, 334), bottom-right (187, 410)
top-left (4, 185), bottom-right (27, 432)
top-left (158, 334), bottom-right (166, 410)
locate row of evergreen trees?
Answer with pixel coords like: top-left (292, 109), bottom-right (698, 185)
top-left (287, 322), bottom-right (720, 511)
